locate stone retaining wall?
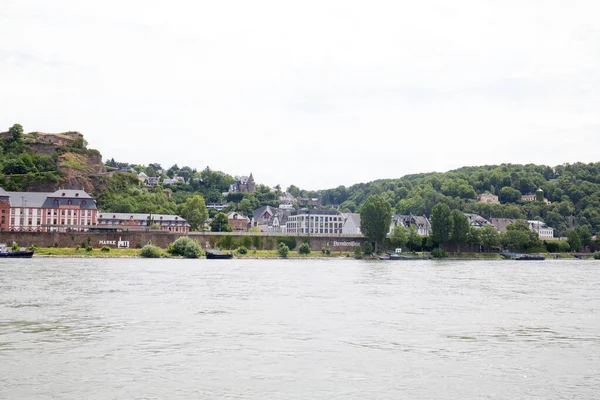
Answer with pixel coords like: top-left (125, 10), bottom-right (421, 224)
top-left (0, 232), bottom-right (365, 252)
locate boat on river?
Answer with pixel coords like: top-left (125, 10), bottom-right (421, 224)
top-left (206, 250), bottom-right (233, 259)
top-left (0, 243), bottom-right (34, 258)
top-left (500, 251), bottom-right (545, 260)
top-left (379, 248), bottom-right (428, 261)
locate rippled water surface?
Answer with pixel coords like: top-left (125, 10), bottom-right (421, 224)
top-left (1, 258), bottom-right (599, 399)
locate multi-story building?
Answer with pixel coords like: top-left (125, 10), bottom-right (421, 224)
top-left (229, 173), bottom-right (256, 193)
top-left (0, 188), bottom-right (97, 232)
top-left (286, 209), bottom-right (343, 234)
top-left (527, 220), bottom-right (554, 239)
top-left (96, 213), bottom-right (190, 233)
top-left (390, 214), bottom-right (432, 236)
top-left (477, 193), bottom-right (499, 204)
top-left (228, 212), bottom-right (249, 232)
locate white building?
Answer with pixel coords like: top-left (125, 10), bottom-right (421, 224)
top-left (286, 210), bottom-right (343, 234)
top-left (528, 220), bottom-right (554, 239)
top-left (342, 213), bottom-right (361, 234)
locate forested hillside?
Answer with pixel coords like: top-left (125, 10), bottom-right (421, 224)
top-left (320, 163), bottom-right (600, 236)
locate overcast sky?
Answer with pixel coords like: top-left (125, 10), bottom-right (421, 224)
top-left (1, 1), bottom-right (599, 190)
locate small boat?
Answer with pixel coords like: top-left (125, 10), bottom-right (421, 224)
top-left (500, 251), bottom-right (545, 260)
top-left (206, 250), bottom-right (233, 259)
top-left (0, 243), bottom-right (34, 258)
top-left (515, 254), bottom-right (545, 261)
top-left (379, 248), bottom-right (428, 260)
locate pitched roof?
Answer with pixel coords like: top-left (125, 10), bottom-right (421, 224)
top-left (0, 187), bottom-right (9, 197)
top-left (48, 189), bottom-right (93, 199)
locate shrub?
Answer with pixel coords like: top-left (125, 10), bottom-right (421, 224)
top-left (298, 242), bottom-right (311, 255)
top-left (85, 245), bottom-right (93, 252)
top-left (183, 241), bottom-right (203, 258)
top-left (101, 246), bottom-right (110, 252)
top-left (252, 236), bottom-right (263, 249)
top-left (26, 245), bottom-right (37, 250)
top-left (219, 235), bottom-right (233, 250)
top-left (321, 246), bottom-right (331, 256)
top-left (11, 242), bottom-right (19, 251)
top-left (169, 236), bottom-right (193, 256)
top-left (594, 251), bottom-right (600, 260)
top-left (363, 242), bottom-right (373, 256)
top-left (354, 245), bottom-right (362, 259)
top-left (141, 244), bottom-right (162, 258)
top-left (277, 242), bottom-right (289, 257)
top-left (431, 248), bottom-right (448, 258)
top-left (267, 238), bottom-right (275, 250)
top-left (277, 236), bottom-right (297, 250)
top-left (237, 246), bottom-right (248, 255)
top-left (241, 236), bottom-right (252, 249)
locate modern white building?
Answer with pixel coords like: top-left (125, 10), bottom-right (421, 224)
top-left (287, 210), bottom-right (343, 234)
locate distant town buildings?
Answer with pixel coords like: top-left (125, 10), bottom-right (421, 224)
top-left (0, 188), bottom-right (97, 232)
top-left (229, 173), bottom-right (256, 193)
top-left (491, 218), bottom-right (555, 239)
top-left (96, 213), bottom-right (190, 233)
top-left (465, 213), bottom-right (491, 228)
top-left (521, 188), bottom-right (551, 205)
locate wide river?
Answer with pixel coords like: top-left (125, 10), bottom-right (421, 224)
top-left (0, 258), bottom-right (598, 399)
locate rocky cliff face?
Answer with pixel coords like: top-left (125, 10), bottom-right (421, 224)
top-left (57, 151), bottom-right (107, 192)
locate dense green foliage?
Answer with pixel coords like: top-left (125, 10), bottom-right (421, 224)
top-left (210, 212), bottom-right (232, 232)
top-left (359, 194), bottom-right (392, 250)
top-left (140, 244), bottom-right (163, 258)
top-left (321, 163), bottom-right (600, 236)
top-left (277, 236), bottom-right (297, 250)
top-left (277, 242), bottom-right (289, 257)
top-left (298, 242), bottom-right (311, 255)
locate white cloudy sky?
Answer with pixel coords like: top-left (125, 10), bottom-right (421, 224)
top-left (1, 1), bottom-right (599, 190)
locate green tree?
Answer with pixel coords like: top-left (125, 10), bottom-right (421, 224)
top-left (277, 242), bottom-right (289, 257)
top-left (210, 212), bottom-right (232, 232)
top-left (467, 226), bottom-right (482, 250)
top-left (406, 225), bottom-right (422, 252)
top-left (178, 195), bottom-right (208, 231)
top-left (567, 230), bottom-right (582, 252)
top-left (499, 187), bottom-right (522, 204)
top-left (430, 203), bottom-right (453, 248)
top-left (8, 124), bottom-right (23, 143)
top-left (575, 226), bottom-right (592, 248)
top-left (502, 220), bottom-right (542, 252)
top-left (298, 242), bottom-right (311, 255)
top-left (359, 194), bottom-right (392, 251)
top-left (480, 224), bottom-right (500, 251)
top-left (450, 210), bottom-right (470, 253)
top-left (389, 225), bottom-right (408, 249)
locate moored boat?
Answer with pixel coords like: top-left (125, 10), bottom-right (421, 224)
top-left (206, 250), bottom-right (233, 259)
top-left (0, 243), bottom-right (34, 258)
top-left (379, 248), bottom-right (428, 260)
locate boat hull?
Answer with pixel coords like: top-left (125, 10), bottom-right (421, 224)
top-left (206, 252), bottom-right (233, 259)
top-left (0, 250), bottom-right (34, 258)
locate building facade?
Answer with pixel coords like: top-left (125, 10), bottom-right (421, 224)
top-left (228, 212), bottom-right (250, 232)
top-left (229, 173), bottom-right (256, 193)
top-left (477, 193), bottom-right (499, 204)
top-left (96, 213), bottom-right (190, 233)
top-left (286, 209), bottom-right (343, 234)
top-left (390, 215), bottom-right (432, 236)
top-left (0, 188), bottom-right (97, 232)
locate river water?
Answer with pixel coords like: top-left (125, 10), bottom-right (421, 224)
top-left (0, 258), bottom-right (599, 399)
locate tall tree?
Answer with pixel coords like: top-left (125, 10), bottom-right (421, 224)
top-left (8, 123), bottom-right (23, 143)
top-left (480, 224), bottom-right (500, 251)
top-left (359, 194), bottom-right (392, 251)
top-left (567, 230), bottom-right (582, 252)
top-left (178, 195), bottom-right (208, 231)
top-left (389, 225), bottom-right (408, 250)
top-left (210, 212), bottom-right (232, 232)
top-left (499, 186), bottom-right (522, 204)
top-left (406, 225), bottom-right (422, 252)
top-left (502, 220), bottom-right (542, 252)
top-left (430, 203), bottom-right (453, 248)
top-left (450, 210), bottom-right (470, 253)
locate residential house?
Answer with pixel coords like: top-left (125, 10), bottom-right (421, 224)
top-left (490, 218), bottom-right (515, 233)
top-left (527, 220), bottom-right (554, 239)
top-left (0, 187), bottom-right (97, 232)
top-left (342, 213), bottom-right (361, 234)
top-left (477, 193), bottom-right (499, 204)
top-left (96, 213), bottom-right (190, 233)
top-left (228, 212), bottom-right (250, 232)
top-left (465, 213), bottom-right (491, 228)
top-left (163, 176), bottom-right (185, 185)
top-left (390, 214), bottom-right (432, 236)
top-left (286, 209), bottom-right (343, 234)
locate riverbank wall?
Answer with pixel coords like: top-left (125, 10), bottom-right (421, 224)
top-left (0, 231), bottom-right (365, 252)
